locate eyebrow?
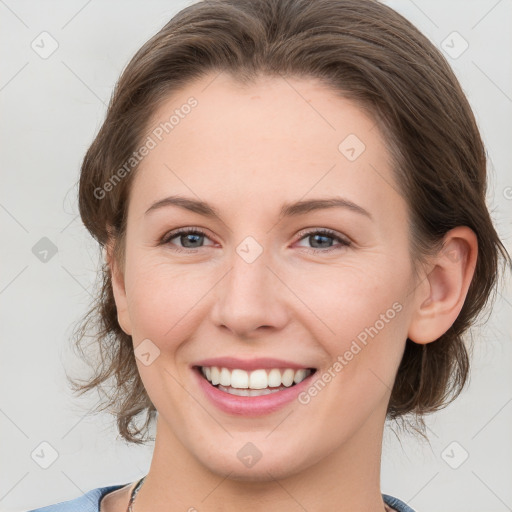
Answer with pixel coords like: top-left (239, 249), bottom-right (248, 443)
top-left (145, 195), bottom-right (373, 221)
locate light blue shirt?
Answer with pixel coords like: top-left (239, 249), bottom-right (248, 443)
top-left (26, 484), bottom-right (417, 512)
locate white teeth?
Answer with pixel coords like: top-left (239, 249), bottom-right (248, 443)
top-left (219, 367), bottom-right (231, 386)
top-left (281, 368), bottom-right (295, 387)
top-left (217, 384), bottom-right (286, 396)
top-left (210, 366), bottom-right (220, 385)
top-left (249, 369), bottom-right (268, 389)
top-left (267, 368), bottom-right (282, 387)
top-left (200, 366), bottom-right (313, 389)
top-left (293, 369), bottom-right (308, 384)
top-left (231, 369), bottom-right (249, 389)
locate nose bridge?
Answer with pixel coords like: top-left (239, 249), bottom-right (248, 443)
top-left (212, 235), bottom-right (289, 336)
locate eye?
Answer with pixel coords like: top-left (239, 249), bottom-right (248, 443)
top-left (160, 227), bottom-right (215, 250)
top-left (159, 227), bottom-right (351, 254)
top-left (295, 228), bottom-right (351, 253)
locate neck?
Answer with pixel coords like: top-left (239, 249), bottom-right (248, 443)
top-left (135, 408), bottom-right (389, 512)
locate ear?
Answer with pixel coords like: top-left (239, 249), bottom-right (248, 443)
top-left (407, 226), bottom-right (478, 344)
top-left (105, 239), bottom-right (132, 336)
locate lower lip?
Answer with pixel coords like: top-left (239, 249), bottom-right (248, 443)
top-left (192, 367), bottom-right (316, 416)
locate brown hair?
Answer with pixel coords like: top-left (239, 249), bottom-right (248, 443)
top-left (68, 0), bottom-right (511, 444)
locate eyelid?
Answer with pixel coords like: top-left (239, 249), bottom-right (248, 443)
top-left (160, 226), bottom-right (352, 254)
top-left (160, 226), bottom-right (214, 246)
top-left (295, 227), bottom-right (351, 244)
top-left (293, 228), bottom-right (352, 252)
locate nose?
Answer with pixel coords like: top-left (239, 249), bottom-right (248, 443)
top-left (210, 244), bottom-right (290, 339)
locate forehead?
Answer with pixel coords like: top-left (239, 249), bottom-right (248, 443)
top-left (130, 72), bottom-right (404, 225)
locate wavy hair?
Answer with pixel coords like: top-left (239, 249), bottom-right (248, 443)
top-left (67, 0), bottom-right (511, 444)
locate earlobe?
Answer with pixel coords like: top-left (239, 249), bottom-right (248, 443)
top-left (407, 226), bottom-right (478, 344)
top-left (105, 241), bottom-right (132, 336)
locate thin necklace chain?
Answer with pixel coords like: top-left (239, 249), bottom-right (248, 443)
top-left (126, 475), bottom-right (146, 512)
top-left (127, 475), bottom-right (396, 512)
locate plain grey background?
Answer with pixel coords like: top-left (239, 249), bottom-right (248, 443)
top-left (1, 1), bottom-right (511, 511)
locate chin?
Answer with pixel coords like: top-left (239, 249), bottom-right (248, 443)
top-left (195, 441), bottom-right (313, 482)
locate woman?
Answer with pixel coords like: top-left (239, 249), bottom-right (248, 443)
top-left (28, 0), bottom-right (511, 511)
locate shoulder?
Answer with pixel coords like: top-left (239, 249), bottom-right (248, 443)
top-left (382, 493), bottom-right (417, 512)
top-left (26, 483), bottom-right (129, 512)
top-left (27, 486), bottom-right (414, 512)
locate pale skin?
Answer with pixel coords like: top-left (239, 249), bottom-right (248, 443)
top-left (101, 72), bottom-right (477, 512)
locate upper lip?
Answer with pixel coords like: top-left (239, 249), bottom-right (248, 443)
top-left (192, 357), bottom-right (316, 371)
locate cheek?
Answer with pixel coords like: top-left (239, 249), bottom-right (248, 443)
top-left (124, 258), bottom-right (214, 344)
top-left (289, 257), bottom-right (409, 344)
top-left (293, 262), bottom-right (410, 422)
top-left (288, 257), bottom-right (411, 409)
top-left (124, 244), bottom-right (411, 366)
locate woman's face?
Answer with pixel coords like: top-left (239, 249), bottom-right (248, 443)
top-left (111, 72), bottom-right (423, 480)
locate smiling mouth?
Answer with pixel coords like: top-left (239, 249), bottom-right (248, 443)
top-left (194, 365), bottom-right (317, 396)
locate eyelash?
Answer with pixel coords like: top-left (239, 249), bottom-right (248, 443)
top-left (160, 227), bottom-right (351, 254)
